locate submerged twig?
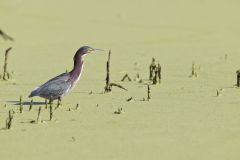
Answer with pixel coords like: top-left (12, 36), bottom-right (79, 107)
top-left (75, 104), bottom-right (79, 110)
top-left (216, 89), bottom-right (220, 97)
top-left (225, 54), bottom-right (228, 61)
top-left (134, 73), bottom-right (143, 83)
top-left (110, 83), bottom-right (128, 91)
top-left (0, 29), bottom-right (14, 41)
top-left (114, 107), bottom-right (125, 114)
top-left (121, 74), bottom-right (132, 82)
top-left (126, 97), bottom-right (133, 102)
top-left (19, 96), bottom-right (23, 113)
top-left (190, 62), bottom-right (197, 78)
top-left (6, 110), bottom-right (14, 129)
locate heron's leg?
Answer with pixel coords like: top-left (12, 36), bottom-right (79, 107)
top-left (49, 98), bottom-right (53, 105)
top-left (47, 99), bottom-right (53, 104)
top-left (56, 97), bottom-right (62, 108)
top-left (45, 99), bottom-right (48, 109)
top-left (49, 98), bottom-right (53, 121)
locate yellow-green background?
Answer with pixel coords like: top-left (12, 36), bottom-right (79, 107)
top-left (1, 0), bottom-right (240, 159)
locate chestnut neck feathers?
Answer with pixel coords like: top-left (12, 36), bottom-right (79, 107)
top-left (69, 52), bottom-right (84, 84)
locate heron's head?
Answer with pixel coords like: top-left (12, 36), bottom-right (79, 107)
top-left (78, 46), bottom-right (103, 55)
top-left (74, 46), bottom-right (104, 61)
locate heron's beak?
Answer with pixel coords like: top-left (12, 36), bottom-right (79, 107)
top-left (92, 48), bottom-right (104, 53)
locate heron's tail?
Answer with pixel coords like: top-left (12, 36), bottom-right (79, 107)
top-left (28, 87), bottom-right (40, 98)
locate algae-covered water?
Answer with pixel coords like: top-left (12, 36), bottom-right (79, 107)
top-left (1, 0), bottom-right (240, 159)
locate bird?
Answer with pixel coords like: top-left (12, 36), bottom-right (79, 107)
top-left (29, 46), bottom-right (103, 103)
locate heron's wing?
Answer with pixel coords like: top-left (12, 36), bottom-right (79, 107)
top-left (43, 73), bottom-right (70, 84)
top-left (29, 72), bottom-right (71, 98)
top-left (38, 78), bottom-right (71, 99)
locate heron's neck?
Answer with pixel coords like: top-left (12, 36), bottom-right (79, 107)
top-left (70, 57), bottom-right (84, 83)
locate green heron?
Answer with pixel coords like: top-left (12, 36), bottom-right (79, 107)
top-left (29, 46), bottom-right (103, 103)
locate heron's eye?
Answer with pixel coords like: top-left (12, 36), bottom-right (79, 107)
top-left (88, 48), bottom-right (93, 52)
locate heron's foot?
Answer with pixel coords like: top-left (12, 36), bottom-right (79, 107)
top-left (55, 98), bottom-right (62, 109)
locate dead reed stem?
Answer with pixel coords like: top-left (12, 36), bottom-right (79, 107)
top-left (236, 70), bottom-right (240, 87)
top-left (104, 50), bottom-right (111, 92)
top-left (3, 47), bottom-right (12, 80)
top-left (147, 85), bottom-right (151, 101)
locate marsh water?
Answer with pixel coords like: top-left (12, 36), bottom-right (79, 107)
top-left (1, 0), bottom-right (240, 159)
